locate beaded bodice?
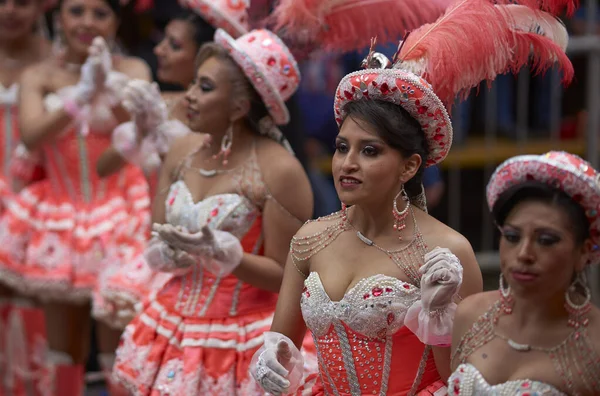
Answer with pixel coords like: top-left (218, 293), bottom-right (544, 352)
top-left (450, 300), bottom-right (600, 396)
top-left (40, 85), bottom-right (127, 201)
top-left (156, 144), bottom-right (278, 318)
top-left (302, 272), bottom-right (420, 338)
top-left (449, 364), bottom-right (566, 395)
top-left (166, 181), bottom-right (259, 237)
top-left (292, 210), bottom-right (442, 395)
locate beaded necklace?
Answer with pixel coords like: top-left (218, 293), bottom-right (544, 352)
top-left (290, 205), bottom-right (427, 286)
top-left (451, 300), bottom-right (600, 395)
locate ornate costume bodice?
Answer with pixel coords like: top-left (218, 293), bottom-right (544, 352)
top-left (41, 84), bottom-right (129, 202)
top-left (293, 211), bottom-right (441, 395)
top-left (302, 273), bottom-right (420, 338)
top-left (165, 181), bottom-right (258, 237)
top-left (449, 364), bottom-right (566, 395)
top-left (156, 145), bottom-right (278, 318)
top-left (450, 300), bottom-right (600, 396)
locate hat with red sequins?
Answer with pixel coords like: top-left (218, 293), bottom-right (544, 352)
top-left (182, 0), bottom-right (250, 38)
top-left (334, 67), bottom-right (452, 167)
top-left (487, 151), bottom-right (600, 264)
top-left (215, 29), bottom-right (301, 125)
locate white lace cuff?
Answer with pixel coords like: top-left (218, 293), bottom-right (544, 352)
top-left (144, 237), bottom-right (193, 276)
top-left (404, 300), bottom-right (457, 346)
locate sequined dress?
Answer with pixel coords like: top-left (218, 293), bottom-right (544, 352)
top-left (113, 146), bottom-right (317, 395)
top-left (293, 212), bottom-right (448, 395)
top-left (0, 83), bottom-right (151, 302)
top-left (448, 300), bottom-right (600, 396)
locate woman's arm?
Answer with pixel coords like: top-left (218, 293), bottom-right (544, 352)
top-left (18, 65), bottom-right (75, 151)
top-left (231, 144), bottom-right (314, 292)
top-left (96, 146), bottom-right (128, 177)
top-left (431, 235), bottom-right (483, 381)
top-left (269, 253), bottom-right (310, 349)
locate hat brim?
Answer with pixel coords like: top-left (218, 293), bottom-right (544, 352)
top-left (334, 69), bottom-right (452, 167)
top-left (215, 29), bottom-right (290, 125)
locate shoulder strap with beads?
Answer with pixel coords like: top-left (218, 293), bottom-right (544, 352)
top-left (289, 210), bottom-right (351, 278)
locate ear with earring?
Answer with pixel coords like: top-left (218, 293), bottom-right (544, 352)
top-left (499, 273), bottom-right (513, 314)
top-left (212, 123), bottom-right (234, 166)
top-left (565, 271), bottom-right (592, 328)
top-left (392, 186), bottom-right (410, 240)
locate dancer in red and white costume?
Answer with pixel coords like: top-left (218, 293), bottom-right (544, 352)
top-left (249, 0), bottom-right (575, 394)
top-left (92, 3), bottom-right (251, 392)
top-left (0, 1), bottom-right (53, 395)
top-left (113, 28), bottom-right (317, 395)
top-left (0, 0), bottom-right (153, 393)
top-left (92, 0), bottom-right (251, 332)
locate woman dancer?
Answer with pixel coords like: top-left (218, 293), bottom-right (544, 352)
top-left (449, 151), bottom-right (600, 395)
top-left (113, 28), bottom-right (315, 395)
top-left (249, 0), bottom-right (575, 394)
top-left (92, 0), bottom-right (249, 331)
top-left (91, 4), bottom-right (250, 391)
top-left (0, 0), bottom-right (152, 393)
top-left (0, 0), bottom-right (52, 394)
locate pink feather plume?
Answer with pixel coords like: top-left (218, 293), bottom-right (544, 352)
top-left (396, 0), bottom-right (574, 106)
top-left (499, 5), bottom-right (573, 83)
top-left (271, 0), bottom-right (453, 53)
top-left (493, 0), bottom-right (578, 17)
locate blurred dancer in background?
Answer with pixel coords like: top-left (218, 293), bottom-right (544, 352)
top-left (92, 2), bottom-right (250, 392)
top-left (0, 0), bottom-right (153, 393)
top-left (0, 0), bottom-right (52, 394)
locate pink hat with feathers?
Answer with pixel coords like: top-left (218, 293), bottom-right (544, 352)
top-left (333, 0), bottom-right (574, 167)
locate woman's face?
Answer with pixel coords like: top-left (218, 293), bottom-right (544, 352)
top-left (333, 117), bottom-right (408, 207)
top-left (59, 0), bottom-right (117, 57)
top-left (154, 19), bottom-right (199, 87)
top-left (184, 56), bottom-right (235, 134)
top-left (0, 0), bottom-right (42, 42)
top-left (499, 199), bottom-right (592, 299)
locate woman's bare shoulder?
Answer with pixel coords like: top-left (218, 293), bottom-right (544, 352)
top-left (456, 290), bottom-right (500, 327)
top-left (115, 56), bottom-right (152, 80)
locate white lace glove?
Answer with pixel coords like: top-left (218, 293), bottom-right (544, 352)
top-left (70, 37), bottom-right (112, 107)
top-left (155, 223), bottom-right (244, 277)
top-left (111, 121), bottom-right (162, 173)
top-left (122, 80), bottom-right (168, 134)
top-left (250, 332), bottom-right (304, 395)
top-left (405, 247), bottom-right (463, 346)
top-left (144, 235), bottom-right (196, 275)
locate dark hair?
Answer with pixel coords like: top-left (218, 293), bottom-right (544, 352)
top-left (195, 43), bottom-right (269, 135)
top-left (58, 0), bottom-right (121, 16)
top-left (173, 11), bottom-right (217, 48)
top-left (342, 99), bottom-right (429, 201)
top-left (492, 181), bottom-right (590, 245)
